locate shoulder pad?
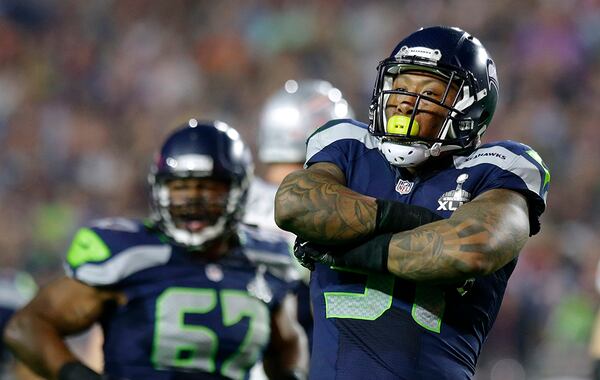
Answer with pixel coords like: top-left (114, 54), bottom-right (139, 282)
top-left (305, 119), bottom-right (378, 165)
top-left (65, 218), bottom-right (171, 286)
top-left (454, 141), bottom-right (550, 203)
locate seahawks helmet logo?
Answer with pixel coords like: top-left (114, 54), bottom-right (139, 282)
top-left (396, 46), bottom-right (442, 62)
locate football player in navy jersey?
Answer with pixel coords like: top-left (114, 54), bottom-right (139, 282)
top-left (4, 120), bottom-right (308, 380)
top-left (275, 26), bottom-right (550, 379)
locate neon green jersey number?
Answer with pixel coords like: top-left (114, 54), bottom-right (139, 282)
top-left (151, 287), bottom-right (270, 379)
top-left (324, 271), bottom-right (445, 333)
top-left (324, 270), bottom-right (394, 320)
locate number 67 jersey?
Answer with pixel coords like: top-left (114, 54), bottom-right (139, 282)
top-left (65, 218), bottom-right (299, 380)
top-left (305, 120), bottom-right (550, 380)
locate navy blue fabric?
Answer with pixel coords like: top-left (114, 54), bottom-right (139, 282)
top-left (304, 120), bottom-right (547, 379)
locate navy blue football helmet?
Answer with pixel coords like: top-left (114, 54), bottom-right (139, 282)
top-left (369, 26), bottom-right (499, 167)
top-left (148, 119), bottom-right (253, 249)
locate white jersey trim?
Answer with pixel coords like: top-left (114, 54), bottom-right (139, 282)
top-left (305, 121), bottom-right (379, 166)
top-left (453, 145), bottom-right (543, 198)
top-left (244, 177), bottom-right (279, 229)
top-left (73, 245), bottom-right (172, 286)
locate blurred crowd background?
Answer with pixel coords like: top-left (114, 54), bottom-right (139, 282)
top-left (0, 0), bottom-right (599, 379)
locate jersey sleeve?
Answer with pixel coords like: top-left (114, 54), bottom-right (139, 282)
top-left (463, 142), bottom-right (550, 235)
top-left (64, 219), bottom-right (171, 287)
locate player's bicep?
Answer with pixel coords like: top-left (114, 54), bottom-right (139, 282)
top-left (306, 162), bottom-right (346, 185)
top-left (452, 188), bottom-right (529, 266)
top-left (19, 276), bottom-right (120, 335)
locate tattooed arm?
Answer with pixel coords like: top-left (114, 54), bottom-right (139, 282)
top-left (386, 188), bottom-right (530, 282)
top-left (276, 162), bottom-right (529, 282)
top-left (274, 162), bottom-right (377, 244)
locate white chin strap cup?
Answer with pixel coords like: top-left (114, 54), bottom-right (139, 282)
top-left (379, 141), bottom-right (437, 167)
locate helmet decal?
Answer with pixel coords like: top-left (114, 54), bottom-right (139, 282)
top-left (396, 46), bottom-right (443, 63)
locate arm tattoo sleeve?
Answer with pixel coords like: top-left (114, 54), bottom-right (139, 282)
top-left (386, 189), bottom-right (530, 282)
top-left (274, 163), bottom-right (377, 244)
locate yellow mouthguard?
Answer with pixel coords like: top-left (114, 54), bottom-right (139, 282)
top-left (386, 115), bottom-right (420, 136)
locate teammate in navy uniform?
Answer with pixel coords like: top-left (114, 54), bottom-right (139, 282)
top-left (275, 26), bottom-right (550, 379)
top-left (4, 120), bottom-right (308, 380)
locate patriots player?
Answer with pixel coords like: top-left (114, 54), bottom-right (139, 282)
top-left (275, 26), bottom-right (550, 379)
top-left (4, 120), bottom-right (308, 380)
top-left (245, 79), bottom-right (354, 352)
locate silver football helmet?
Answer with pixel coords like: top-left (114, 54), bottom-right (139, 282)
top-left (258, 79), bottom-right (354, 163)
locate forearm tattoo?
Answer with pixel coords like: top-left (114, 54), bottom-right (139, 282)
top-left (275, 165), bottom-right (376, 244)
top-left (387, 189), bottom-right (529, 282)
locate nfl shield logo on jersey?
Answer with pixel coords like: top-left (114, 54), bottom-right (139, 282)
top-left (437, 174), bottom-right (471, 211)
top-left (395, 179), bottom-right (414, 195)
top-left (205, 264), bottom-right (224, 282)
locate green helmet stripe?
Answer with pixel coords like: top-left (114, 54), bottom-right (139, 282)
top-left (67, 228), bottom-right (111, 268)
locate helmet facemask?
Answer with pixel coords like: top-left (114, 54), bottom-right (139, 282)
top-left (149, 174), bottom-right (247, 251)
top-left (370, 60), bottom-right (487, 167)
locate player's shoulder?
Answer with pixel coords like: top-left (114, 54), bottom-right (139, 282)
top-left (480, 140), bottom-right (540, 157)
top-left (306, 118), bottom-right (379, 161)
top-left (455, 140), bottom-right (549, 173)
top-left (65, 217), bottom-right (171, 286)
top-left (238, 224), bottom-right (299, 282)
top-left (309, 118), bottom-right (368, 136)
top-left (307, 118), bottom-right (370, 144)
top-left (454, 140), bottom-right (550, 218)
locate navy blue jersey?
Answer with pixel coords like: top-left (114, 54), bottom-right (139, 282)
top-left (304, 120), bottom-right (549, 380)
top-left (65, 218), bottom-right (298, 380)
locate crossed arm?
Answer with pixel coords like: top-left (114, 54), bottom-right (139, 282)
top-left (275, 162), bottom-right (530, 282)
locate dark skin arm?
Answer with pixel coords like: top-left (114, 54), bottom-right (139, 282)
top-left (275, 162), bottom-right (377, 244)
top-left (386, 188), bottom-right (529, 282)
top-left (3, 277), bottom-right (125, 380)
top-left (262, 294), bottom-right (309, 379)
top-left (275, 162), bottom-right (530, 282)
